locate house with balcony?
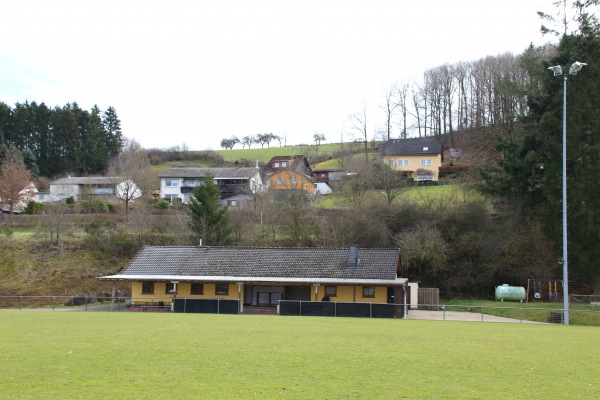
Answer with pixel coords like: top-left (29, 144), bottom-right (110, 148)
top-left (378, 137), bottom-right (444, 182)
top-left (158, 167), bottom-right (263, 208)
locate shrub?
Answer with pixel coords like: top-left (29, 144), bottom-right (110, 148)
top-left (24, 201), bottom-right (43, 214)
top-left (157, 199), bottom-right (171, 209)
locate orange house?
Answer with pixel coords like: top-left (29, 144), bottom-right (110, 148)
top-left (264, 155), bottom-right (315, 198)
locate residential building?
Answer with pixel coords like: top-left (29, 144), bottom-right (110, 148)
top-left (0, 182), bottom-right (37, 213)
top-left (158, 167), bottom-right (263, 207)
top-left (378, 137), bottom-right (444, 181)
top-left (49, 176), bottom-right (142, 203)
top-left (264, 155), bottom-right (315, 197)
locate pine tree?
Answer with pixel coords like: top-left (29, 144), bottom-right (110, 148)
top-left (480, 2), bottom-right (600, 288)
top-left (102, 106), bottom-right (123, 158)
top-left (187, 173), bottom-right (231, 245)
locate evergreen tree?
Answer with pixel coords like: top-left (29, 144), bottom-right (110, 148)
top-left (50, 104), bottom-right (80, 174)
top-left (0, 102), bottom-right (11, 145)
top-left (480, 1), bottom-right (600, 288)
top-left (187, 173), bottom-right (231, 245)
top-left (103, 106), bottom-right (123, 157)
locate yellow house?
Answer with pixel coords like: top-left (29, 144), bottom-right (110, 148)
top-left (99, 245), bottom-right (408, 318)
top-left (379, 137), bottom-right (443, 181)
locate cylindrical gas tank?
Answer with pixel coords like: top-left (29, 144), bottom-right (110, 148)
top-left (495, 284), bottom-right (526, 302)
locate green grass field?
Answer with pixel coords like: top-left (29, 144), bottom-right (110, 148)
top-left (314, 184), bottom-right (484, 208)
top-left (215, 143), bottom-right (345, 164)
top-left (1, 311), bottom-right (598, 399)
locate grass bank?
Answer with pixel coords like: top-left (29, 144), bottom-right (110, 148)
top-left (314, 184), bottom-right (484, 208)
top-left (215, 143), bottom-right (345, 164)
top-left (1, 311), bottom-right (598, 399)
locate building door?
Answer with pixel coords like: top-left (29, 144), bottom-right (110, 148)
top-left (387, 287), bottom-right (395, 304)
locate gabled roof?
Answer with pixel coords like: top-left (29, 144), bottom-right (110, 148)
top-left (159, 167), bottom-right (258, 179)
top-left (99, 245), bottom-right (402, 284)
top-left (268, 155), bottom-right (307, 163)
top-left (50, 176), bottom-right (128, 185)
top-left (379, 137), bottom-right (443, 156)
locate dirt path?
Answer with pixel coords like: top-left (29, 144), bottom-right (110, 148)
top-left (408, 309), bottom-right (544, 324)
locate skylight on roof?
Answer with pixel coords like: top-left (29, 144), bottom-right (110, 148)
top-left (423, 147), bottom-right (428, 151)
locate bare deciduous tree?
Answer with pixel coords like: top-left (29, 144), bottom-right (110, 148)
top-left (379, 83), bottom-right (400, 141)
top-left (348, 102), bottom-right (369, 162)
top-left (0, 146), bottom-right (33, 213)
top-left (107, 138), bottom-right (157, 215)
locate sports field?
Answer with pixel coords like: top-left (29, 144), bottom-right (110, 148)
top-left (1, 311), bottom-right (598, 399)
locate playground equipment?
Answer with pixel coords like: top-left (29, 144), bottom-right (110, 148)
top-left (526, 279), bottom-right (563, 304)
top-left (495, 284), bottom-right (526, 302)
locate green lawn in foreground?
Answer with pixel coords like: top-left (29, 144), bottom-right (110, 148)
top-left (1, 311), bottom-right (598, 399)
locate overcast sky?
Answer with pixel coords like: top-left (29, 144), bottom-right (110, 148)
top-left (0, 0), bottom-right (552, 151)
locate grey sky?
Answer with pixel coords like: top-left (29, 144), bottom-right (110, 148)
top-left (0, 0), bottom-right (551, 150)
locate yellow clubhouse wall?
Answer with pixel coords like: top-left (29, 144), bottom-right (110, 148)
top-left (131, 282), bottom-right (391, 304)
top-left (314, 285), bottom-right (388, 303)
top-left (131, 282), bottom-right (241, 303)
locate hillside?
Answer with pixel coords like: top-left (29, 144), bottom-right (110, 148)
top-left (0, 236), bottom-right (130, 297)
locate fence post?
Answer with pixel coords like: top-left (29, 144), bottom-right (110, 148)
top-left (334, 302), bottom-right (337, 317)
top-left (217, 299), bottom-right (220, 314)
top-left (481, 306), bottom-right (484, 322)
top-left (299, 300), bottom-right (302, 316)
top-left (442, 305), bottom-right (446, 320)
top-left (370, 303), bottom-right (373, 318)
top-left (520, 308), bottom-right (523, 323)
top-left (19, 295), bottom-right (22, 310)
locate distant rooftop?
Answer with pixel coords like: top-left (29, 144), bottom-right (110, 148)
top-left (379, 137), bottom-right (443, 156)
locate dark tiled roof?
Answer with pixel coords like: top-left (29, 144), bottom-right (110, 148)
top-left (112, 246), bottom-right (400, 281)
top-left (379, 138), bottom-right (442, 156)
top-left (267, 155), bottom-right (307, 163)
top-left (158, 167), bottom-right (258, 179)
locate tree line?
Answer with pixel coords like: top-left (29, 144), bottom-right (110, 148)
top-left (0, 101), bottom-right (123, 177)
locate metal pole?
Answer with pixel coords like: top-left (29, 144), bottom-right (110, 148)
top-left (562, 74), bottom-right (570, 325)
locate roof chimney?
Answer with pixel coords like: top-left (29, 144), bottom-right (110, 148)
top-left (198, 238), bottom-right (203, 247)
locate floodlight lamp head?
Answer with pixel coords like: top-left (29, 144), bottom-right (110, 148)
top-left (569, 61), bottom-right (587, 75)
top-left (548, 65), bottom-right (563, 76)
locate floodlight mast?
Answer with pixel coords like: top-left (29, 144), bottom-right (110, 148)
top-left (548, 61), bottom-right (587, 325)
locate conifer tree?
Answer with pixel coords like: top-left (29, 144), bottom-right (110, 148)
top-left (187, 173), bottom-right (231, 245)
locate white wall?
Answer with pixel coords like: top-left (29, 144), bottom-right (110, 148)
top-left (408, 282), bottom-right (419, 309)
